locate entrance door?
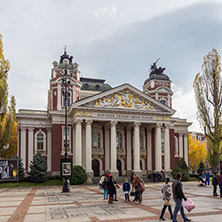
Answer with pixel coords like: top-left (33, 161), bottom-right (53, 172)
top-left (92, 159), bottom-right (100, 177)
top-left (140, 160), bottom-right (142, 170)
top-left (117, 159), bottom-right (122, 176)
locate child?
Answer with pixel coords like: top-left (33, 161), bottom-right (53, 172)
top-left (123, 178), bottom-right (131, 202)
top-left (102, 177), bottom-right (108, 200)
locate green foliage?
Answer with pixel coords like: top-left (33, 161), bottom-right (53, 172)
top-left (27, 152), bottom-right (48, 183)
top-left (193, 49), bottom-right (222, 172)
top-left (172, 167), bottom-right (190, 181)
top-left (13, 154), bottom-right (25, 182)
top-left (197, 161), bottom-right (206, 176)
top-left (0, 34), bottom-right (16, 158)
top-left (69, 165), bottom-right (87, 185)
top-left (172, 158), bottom-right (190, 181)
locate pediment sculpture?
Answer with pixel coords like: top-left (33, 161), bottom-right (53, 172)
top-left (94, 91), bottom-right (155, 110)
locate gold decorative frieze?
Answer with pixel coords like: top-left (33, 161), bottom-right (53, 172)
top-left (94, 90), bottom-right (155, 110)
top-left (75, 111), bottom-right (92, 117)
top-left (157, 116), bottom-right (170, 121)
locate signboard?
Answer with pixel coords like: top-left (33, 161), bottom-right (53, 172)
top-left (60, 158), bottom-right (72, 177)
top-left (0, 159), bottom-right (18, 182)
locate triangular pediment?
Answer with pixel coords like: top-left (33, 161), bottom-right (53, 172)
top-left (71, 83), bottom-right (175, 115)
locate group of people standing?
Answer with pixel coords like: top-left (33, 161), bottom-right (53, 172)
top-left (99, 173), bottom-right (145, 204)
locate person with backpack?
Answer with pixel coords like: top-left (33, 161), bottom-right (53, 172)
top-left (102, 176), bottom-right (108, 200)
top-left (159, 178), bottom-right (173, 221)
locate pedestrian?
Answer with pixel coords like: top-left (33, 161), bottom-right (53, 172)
top-left (102, 176), bottom-right (108, 200)
top-left (134, 175), bottom-right (145, 203)
top-left (217, 171), bottom-right (222, 198)
top-left (107, 175), bottom-right (116, 204)
top-left (172, 173), bottom-right (191, 222)
top-left (123, 178), bottom-right (131, 202)
top-left (212, 172), bottom-right (218, 197)
top-left (99, 174), bottom-right (106, 189)
top-left (204, 171), bottom-right (210, 186)
top-left (132, 173), bottom-right (138, 202)
top-left (159, 178), bottom-right (173, 220)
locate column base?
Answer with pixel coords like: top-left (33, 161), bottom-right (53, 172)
top-left (132, 170), bottom-right (142, 178)
top-left (126, 170), bottom-right (133, 176)
top-left (85, 171), bottom-right (93, 185)
top-left (109, 170), bottom-right (119, 178)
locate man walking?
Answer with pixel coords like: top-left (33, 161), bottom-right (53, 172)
top-left (172, 173), bottom-right (191, 222)
top-left (217, 172), bottom-right (222, 198)
top-left (212, 172), bottom-right (218, 197)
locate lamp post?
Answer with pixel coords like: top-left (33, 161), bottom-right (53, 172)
top-left (60, 58), bottom-right (72, 192)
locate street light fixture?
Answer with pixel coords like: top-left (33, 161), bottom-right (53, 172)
top-left (59, 57), bottom-right (73, 192)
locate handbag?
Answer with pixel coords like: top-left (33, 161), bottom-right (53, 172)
top-left (164, 199), bottom-right (171, 206)
top-left (130, 187), bottom-right (135, 196)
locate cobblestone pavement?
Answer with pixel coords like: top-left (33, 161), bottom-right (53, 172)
top-left (0, 182), bottom-right (221, 222)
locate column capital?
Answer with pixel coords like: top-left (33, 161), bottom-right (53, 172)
top-left (134, 122), bottom-right (141, 127)
top-left (126, 125), bottom-right (132, 131)
top-left (74, 119), bottom-right (83, 125)
top-left (156, 122), bottom-right (162, 128)
top-left (146, 126), bottom-right (153, 131)
top-left (85, 119), bottom-right (93, 125)
top-left (46, 127), bottom-right (52, 132)
top-left (20, 127), bottom-right (27, 131)
top-left (164, 123), bottom-right (170, 129)
top-left (104, 124), bottom-right (110, 130)
top-left (28, 127), bottom-right (34, 131)
top-left (110, 121), bottom-right (117, 127)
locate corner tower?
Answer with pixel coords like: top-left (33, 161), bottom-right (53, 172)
top-left (48, 50), bottom-right (82, 111)
top-left (143, 59), bottom-right (173, 108)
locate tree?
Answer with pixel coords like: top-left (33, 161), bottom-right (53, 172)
top-left (172, 157), bottom-right (190, 181)
top-left (193, 48), bottom-right (222, 172)
top-left (0, 33), bottom-right (16, 157)
top-left (197, 161), bottom-right (206, 177)
top-left (27, 152), bottom-right (48, 183)
top-left (188, 134), bottom-right (207, 173)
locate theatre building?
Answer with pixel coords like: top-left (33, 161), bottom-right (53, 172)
top-left (16, 51), bottom-right (191, 179)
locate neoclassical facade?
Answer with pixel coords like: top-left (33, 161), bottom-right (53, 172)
top-left (16, 52), bottom-right (191, 178)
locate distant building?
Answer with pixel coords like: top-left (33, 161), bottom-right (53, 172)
top-left (16, 52), bottom-right (191, 178)
top-left (190, 131), bottom-right (206, 143)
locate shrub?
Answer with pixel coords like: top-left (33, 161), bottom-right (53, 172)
top-left (172, 167), bottom-right (190, 181)
top-left (27, 152), bottom-right (48, 183)
top-left (69, 165), bottom-right (87, 185)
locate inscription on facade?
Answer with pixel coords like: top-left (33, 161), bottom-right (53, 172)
top-left (96, 113), bottom-right (155, 120)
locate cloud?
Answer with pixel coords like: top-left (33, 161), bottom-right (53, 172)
top-left (94, 7), bottom-right (117, 19)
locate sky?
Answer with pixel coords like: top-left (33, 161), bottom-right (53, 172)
top-left (1, 0), bottom-right (222, 133)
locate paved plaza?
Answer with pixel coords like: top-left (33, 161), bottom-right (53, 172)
top-left (0, 182), bottom-right (221, 222)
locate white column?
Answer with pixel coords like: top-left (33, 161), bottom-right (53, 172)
top-left (75, 119), bottom-right (82, 166)
top-left (47, 128), bottom-right (52, 172)
top-left (28, 128), bottom-right (34, 171)
top-left (164, 124), bottom-right (171, 171)
top-left (72, 125), bottom-right (76, 165)
top-left (126, 126), bottom-right (132, 172)
top-left (110, 121), bottom-right (118, 176)
top-left (85, 120), bottom-right (93, 173)
top-left (57, 83), bottom-right (61, 110)
top-left (184, 134), bottom-right (189, 165)
top-left (147, 127), bottom-right (152, 172)
top-left (104, 125), bottom-right (110, 171)
top-left (155, 93), bottom-right (158, 100)
top-left (133, 122), bottom-right (142, 174)
top-left (73, 85), bottom-right (76, 103)
top-left (155, 123), bottom-right (162, 171)
top-left (179, 133), bottom-right (183, 158)
top-left (20, 127), bottom-right (26, 171)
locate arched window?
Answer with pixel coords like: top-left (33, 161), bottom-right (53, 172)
top-left (116, 131), bottom-right (122, 149)
top-left (37, 132), bottom-right (44, 150)
top-left (35, 130), bottom-right (46, 154)
top-left (92, 130), bottom-right (101, 148)
top-left (140, 133), bottom-right (144, 149)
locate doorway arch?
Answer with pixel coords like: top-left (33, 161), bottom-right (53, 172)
top-left (92, 159), bottom-right (100, 177)
top-left (117, 159), bottom-right (122, 176)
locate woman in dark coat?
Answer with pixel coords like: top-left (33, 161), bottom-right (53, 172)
top-left (107, 175), bottom-right (116, 204)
